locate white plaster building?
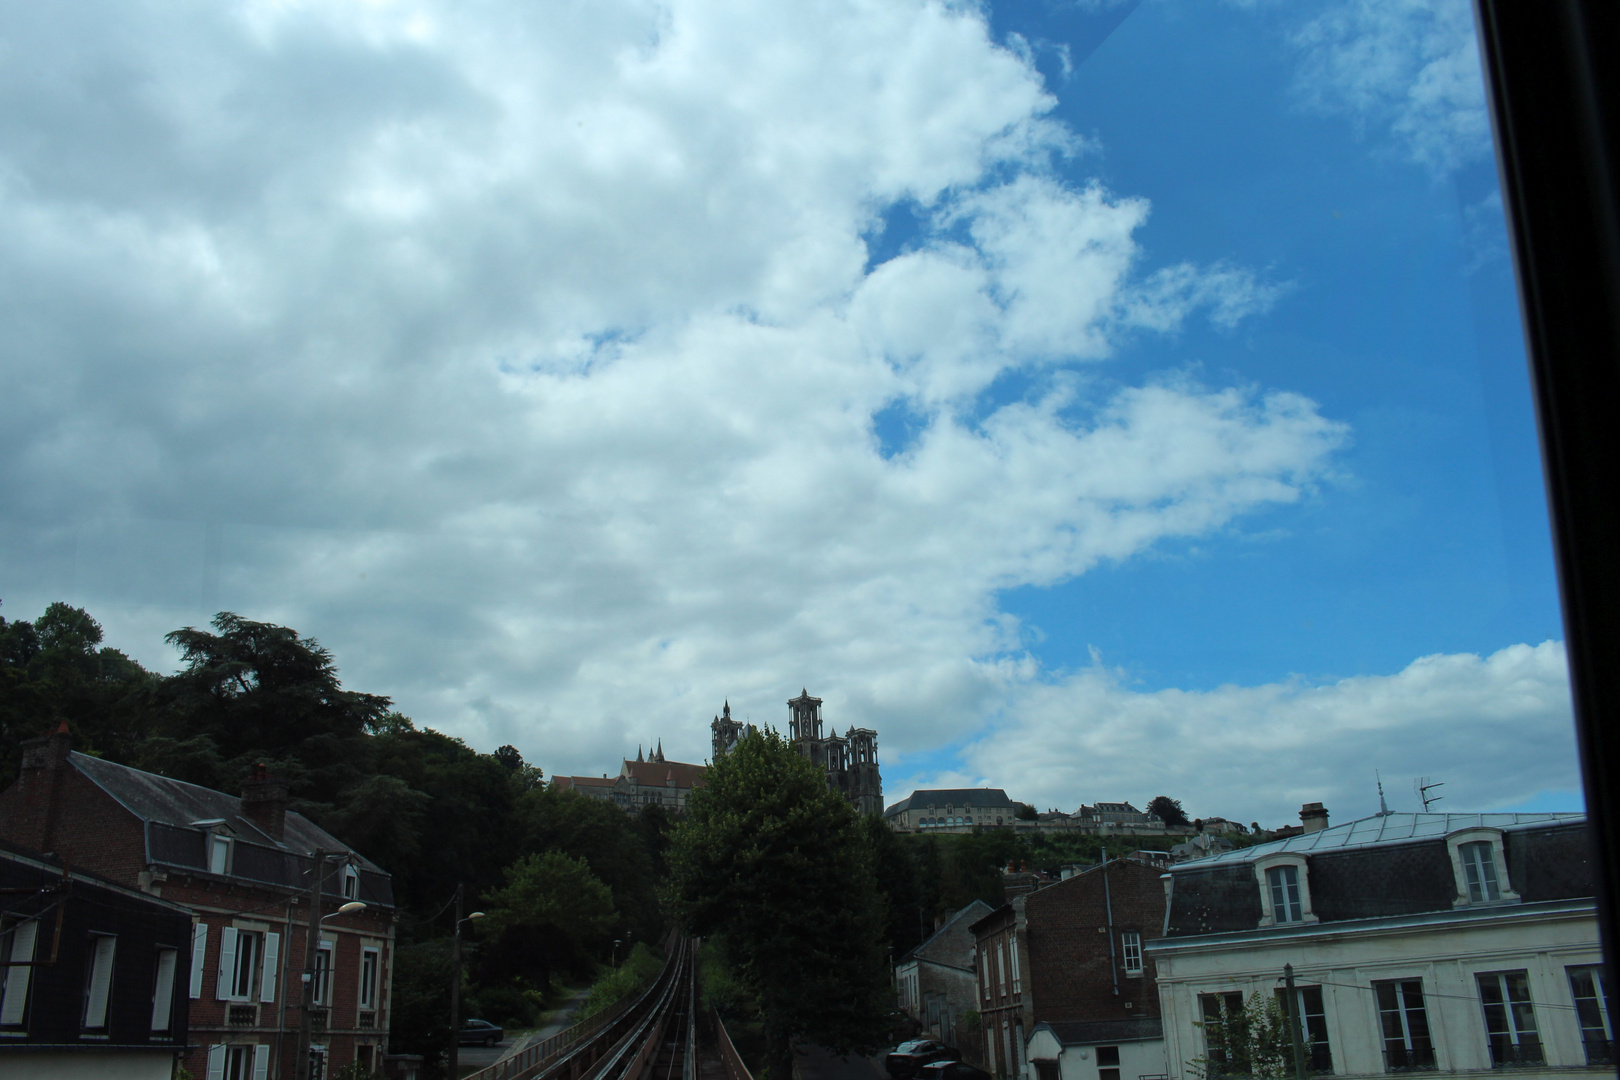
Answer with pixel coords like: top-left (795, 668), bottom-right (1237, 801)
top-left (1146, 812), bottom-right (1607, 1080)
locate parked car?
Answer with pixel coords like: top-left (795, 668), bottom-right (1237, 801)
top-left (886, 1040), bottom-right (957, 1078)
top-left (459, 1018), bottom-right (505, 1047)
top-left (916, 1062), bottom-right (992, 1080)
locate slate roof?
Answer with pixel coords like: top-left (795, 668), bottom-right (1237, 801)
top-left (69, 753), bottom-right (393, 907)
top-left (884, 788), bottom-right (1016, 816)
top-left (553, 775), bottom-right (617, 790)
top-left (1038, 1018), bottom-right (1164, 1046)
top-left (904, 899), bottom-right (995, 966)
top-left (1183, 812), bottom-right (1584, 868)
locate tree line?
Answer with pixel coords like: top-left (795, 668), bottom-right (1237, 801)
top-left (0, 601), bottom-right (1205, 1078)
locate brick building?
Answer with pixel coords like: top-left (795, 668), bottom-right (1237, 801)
top-left (895, 901), bottom-right (995, 1045)
top-left (970, 896), bottom-right (1031, 1080)
top-left (1021, 857), bottom-right (1169, 1080)
top-left (0, 839), bottom-right (193, 1078)
top-left (0, 724), bottom-right (396, 1080)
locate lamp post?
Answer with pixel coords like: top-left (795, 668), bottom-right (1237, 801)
top-left (447, 884), bottom-right (486, 1080)
top-left (613, 939), bottom-right (622, 969)
top-left (296, 849), bottom-right (367, 1080)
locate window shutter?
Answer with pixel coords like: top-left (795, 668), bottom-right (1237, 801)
top-left (0, 920), bottom-right (38, 1025)
top-left (216, 927), bottom-right (238, 1001)
top-left (83, 936), bottom-right (116, 1029)
top-left (259, 932), bottom-right (280, 1003)
top-left (206, 1045), bottom-right (226, 1080)
top-left (151, 947), bottom-right (178, 1031)
top-left (190, 923), bottom-right (209, 999)
top-left (252, 1043), bottom-right (270, 1080)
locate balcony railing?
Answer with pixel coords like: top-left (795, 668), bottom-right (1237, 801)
top-left (1487, 1038), bottom-right (1545, 1068)
top-left (1384, 1046), bottom-right (1438, 1072)
top-left (228, 1004), bottom-right (257, 1027)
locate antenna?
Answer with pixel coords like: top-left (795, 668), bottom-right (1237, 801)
top-left (1414, 777), bottom-right (1444, 812)
top-left (1376, 771), bottom-right (1392, 816)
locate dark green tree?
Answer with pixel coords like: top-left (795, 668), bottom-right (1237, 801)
top-left (481, 851), bottom-right (618, 988)
top-left (669, 729), bottom-right (889, 1080)
top-left (1147, 796), bottom-right (1190, 828)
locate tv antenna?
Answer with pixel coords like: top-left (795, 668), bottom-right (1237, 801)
top-left (1414, 777), bottom-right (1444, 812)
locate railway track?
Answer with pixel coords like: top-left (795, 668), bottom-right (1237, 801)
top-left (468, 934), bottom-right (712, 1080)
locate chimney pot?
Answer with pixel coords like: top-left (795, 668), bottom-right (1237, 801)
top-left (1300, 802), bottom-right (1330, 833)
top-left (241, 765), bottom-right (290, 843)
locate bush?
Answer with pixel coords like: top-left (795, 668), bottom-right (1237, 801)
top-left (579, 942), bottom-right (663, 1019)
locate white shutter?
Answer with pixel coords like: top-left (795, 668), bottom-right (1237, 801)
top-left (260, 932), bottom-right (280, 1003)
top-left (151, 947), bottom-right (178, 1030)
top-left (84, 936), bottom-right (116, 1028)
top-left (252, 1043), bottom-right (270, 1080)
top-left (0, 920), bottom-right (38, 1025)
top-left (216, 927), bottom-right (238, 1000)
top-left (190, 922), bottom-right (209, 999)
top-left (206, 1045), bottom-right (226, 1080)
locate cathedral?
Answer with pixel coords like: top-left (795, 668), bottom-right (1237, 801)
top-left (711, 690), bottom-right (883, 815)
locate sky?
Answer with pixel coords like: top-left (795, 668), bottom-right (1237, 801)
top-left (0, 0), bottom-right (1581, 827)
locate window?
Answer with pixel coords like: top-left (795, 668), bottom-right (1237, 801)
top-left (1009, 932), bottom-right (1021, 993)
top-left (210, 834), bottom-right (232, 875)
top-left (82, 934), bottom-right (116, 1031)
top-left (1268, 865), bottom-right (1303, 923)
top-left (309, 1043), bottom-right (329, 1080)
top-left (1460, 843), bottom-right (1500, 902)
top-left (358, 946), bottom-right (380, 1010)
top-left (1198, 991), bottom-right (1244, 1068)
top-left (1274, 985), bottom-right (1332, 1073)
top-left (217, 927), bottom-right (264, 1002)
top-left (313, 940), bottom-right (335, 1006)
top-left (343, 865), bottom-right (359, 900)
top-left (208, 1043), bottom-right (269, 1080)
top-left (151, 946), bottom-right (179, 1032)
top-left (1097, 1045), bottom-right (1121, 1080)
top-left (1121, 931), bottom-right (1143, 976)
top-left (1477, 971), bottom-right (1542, 1067)
top-left (996, 940), bottom-right (1007, 995)
top-left (1567, 965), bottom-right (1614, 1067)
top-left (0, 919), bottom-right (39, 1028)
top-left (1374, 980), bottom-right (1434, 1072)
top-left (1446, 830), bottom-right (1519, 907)
top-left (980, 947), bottom-right (991, 1004)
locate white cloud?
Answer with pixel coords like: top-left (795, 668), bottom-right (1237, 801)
top-left (901, 641), bottom-right (1578, 826)
top-left (0, 0), bottom-right (1565, 810)
top-left (1286, 0), bottom-right (1492, 177)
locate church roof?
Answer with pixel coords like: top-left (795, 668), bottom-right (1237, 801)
top-left (619, 758), bottom-right (707, 789)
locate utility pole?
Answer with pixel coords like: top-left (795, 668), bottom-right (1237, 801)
top-left (296, 850), bottom-right (326, 1080)
top-left (1284, 964), bottom-right (1308, 1080)
top-left (449, 883), bottom-right (464, 1080)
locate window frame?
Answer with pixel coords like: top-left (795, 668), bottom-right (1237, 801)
top-left (1445, 829), bottom-right (1520, 907)
top-left (0, 918), bottom-right (39, 1029)
top-left (1253, 852), bottom-right (1316, 927)
top-left (1566, 964), bottom-right (1614, 1067)
top-left (1273, 984), bottom-right (1333, 1074)
top-left (1372, 978), bottom-right (1436, 1073)
top-left (81, 932), bottom-right (117, 1033)
top-left (1120, 930), bottom-right (1143, 976)
top-left (358, 945), bottom-right (380, 1011)
top-left (151, 945), bottom-right (179, 1033)
top-left (1476, 969), bottom-right (1544, 1067)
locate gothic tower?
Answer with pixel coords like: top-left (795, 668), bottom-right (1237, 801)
top-left (711, 700), bottom-right (744, 760)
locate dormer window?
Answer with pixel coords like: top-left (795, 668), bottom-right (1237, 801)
top-left (1446, 828), bottom-right (1520, 907)
top-left (209, 835), bottom-right (231, 875)
top-left (342, 865), bottom-right (359, 900)
top-left (1268, 865), bottom-right (1303, 922)
top-left (1254, 852), bottom-right (1317, 926)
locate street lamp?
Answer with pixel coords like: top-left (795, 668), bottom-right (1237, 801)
top-left (447, 885), bottom-right (486, 1079)
top-left (613, 939), bottom-right (622, 969)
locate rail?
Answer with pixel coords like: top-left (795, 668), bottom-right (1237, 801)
top-left (711, 1006), bottom-right (755, 1080)
top-left (464, 933), bottom-right (701, 1080)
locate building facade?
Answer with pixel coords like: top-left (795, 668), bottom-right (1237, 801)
top-left (897, 901), bottom-right (996, 1046)
top-left (551, 742), bottom-right (707, 814)
top-left (885, 789), bottom-right (1020, 832)
top-left (1147, 812), bottom-right (1604, 1080)
top-left (0, 839), bottom-right (193, 1079)
top-left (0, 725), bottom-right (396, 1080)
top-left (785, 691), bottom-right (883, 815)
top-left (972, 896), bottom-right (1034, 1080)
top-left (1021, 857), bottom-right (1171, 1080)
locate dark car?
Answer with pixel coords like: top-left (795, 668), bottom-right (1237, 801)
top-left (916, 1062), bottom-right (992, 1080)
top-left (459, 1018), bottom-right (505, 1047)
top-left (886, 1040), bottom-right (957, 1078)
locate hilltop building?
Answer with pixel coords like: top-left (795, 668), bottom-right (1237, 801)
top-left (711, 691), bottom-right (883, 815)
top-left (551, 741), bottom-right (706, 814)
top-left (884, 788), bottom-right (1020, 832)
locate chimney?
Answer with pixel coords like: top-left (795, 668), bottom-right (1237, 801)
top-left (1300, 802), bottom-right (1329, 833)
top-left (241, 763), bottom-right (290, 842)
top-left (9, 721), bottom-right (74, 852)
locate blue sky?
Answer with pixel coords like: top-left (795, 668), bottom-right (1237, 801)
top-left (0, 0), bottom-right (1580, 824)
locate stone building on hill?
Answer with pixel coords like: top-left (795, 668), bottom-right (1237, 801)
top-left (550, 741), bottom-right (707, 814)
top-left (786, 689), bottom-right (883, 815)
top-left (884, 788), bottom-right (1020, 832)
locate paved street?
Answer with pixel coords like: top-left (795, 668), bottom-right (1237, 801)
top-left (796, 1045), bottom-right (888, 1080)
